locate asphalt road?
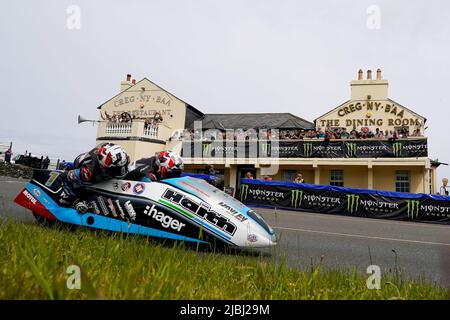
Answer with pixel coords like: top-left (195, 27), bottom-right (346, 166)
top-left (1, 176), bottom-right (449, 287)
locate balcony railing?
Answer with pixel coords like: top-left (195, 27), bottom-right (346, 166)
top-left (143, 125), bottom-right (158, 138)
top-left (105, 123), bottom-right (133, 136)
top-left (102, 122), bottom-right (160, 140)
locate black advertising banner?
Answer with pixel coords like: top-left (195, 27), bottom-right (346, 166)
top-left (181, 139), bottom-right (428, 158)
top-left (237, 180), bottom-right (450, 224)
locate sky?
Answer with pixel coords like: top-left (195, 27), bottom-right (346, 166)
top-left (1, 0), bottom-right (450, 183)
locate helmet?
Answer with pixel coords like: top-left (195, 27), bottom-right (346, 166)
top-left (155, 151), bottom-right (184, 179)
top-left (97, 143), bottom-right (129, 177)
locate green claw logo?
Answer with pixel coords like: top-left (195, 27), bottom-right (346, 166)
top-left (261, 142), bottom-right (271, 157)
top-left (303, 143), bottom-right (313, 157)
top-left (345, 142), bottom-right (357, 157)
top-left (392, 142), bottom-right (402, 157)
top-left (346, 194), bottom-right (359, 213)
top-left (202, 143), bottom-right (211, 156)
top-left (240, 184), bottom-right (249, 201)
top-left (291, 190), bottom-right (303, 208)
top-left (406, 200), bottom-right (419, 219)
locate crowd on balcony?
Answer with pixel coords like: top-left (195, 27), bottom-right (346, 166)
top-left (172, 125), bottom-right (423, 142)
top-left (278, 126), bottom-right (423, 140)
top-left (102, 111), bottom-right (163, 126)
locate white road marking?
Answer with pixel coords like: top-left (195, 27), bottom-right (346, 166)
top-left (274, 226), bottom-right (450, 247)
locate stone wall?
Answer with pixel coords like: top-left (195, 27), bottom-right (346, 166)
top-left (0, 160), bottom-right (33, 179)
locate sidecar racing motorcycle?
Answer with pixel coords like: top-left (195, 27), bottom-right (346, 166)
top-left (14, 170), bottom-right (277, 249)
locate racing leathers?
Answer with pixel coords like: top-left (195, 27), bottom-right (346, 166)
top-left (62, 146), bottom-right (128, 212)
top-left (116, 156), bottom-right (183, 182)
top-left (126, 157), bottom-right (162, 182)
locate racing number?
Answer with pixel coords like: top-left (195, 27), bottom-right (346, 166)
top-left (45, 172), bottom-right (61, 187)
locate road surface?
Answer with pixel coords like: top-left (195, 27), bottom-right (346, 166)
top-left (1, 176), bottom-right (449, 287)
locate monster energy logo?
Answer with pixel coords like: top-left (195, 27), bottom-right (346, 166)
top-left (240, 184), bottom-right (249, 201)
top-left (406, 200), bottom-right (419, 219)
top-left (261, 142), bottom-right (271, 156)
top-left (392, 142), bottom-right (403, 157)
top-left (345, 142), bottom-right (357, 157)
top-left (202, 143), bottom-right (211, 156)
top-left (346, 194), bottom-right (359, 213)
top-left (291, 190), bottom-right (303, 208)
top-left (303, 143), bottom-right (313, 157)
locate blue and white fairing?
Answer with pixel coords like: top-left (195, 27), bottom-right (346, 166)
top-left (162, 177), bottom-right (278, 247)
top-left (99, 176), bottom-right (277, 248)
top-left (16, 171), bottom-right (277, 249)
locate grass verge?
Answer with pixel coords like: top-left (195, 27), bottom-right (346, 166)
top-left (0, 220), bottom-right (448, 299)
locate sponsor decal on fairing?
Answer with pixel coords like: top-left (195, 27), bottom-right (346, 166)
top-left (124, 200), bottom-right (137, 220)
top-left (115, 200), bottom-right (126, 219)
top-left (161, 189), bottom-right (236, 236)
top-left (32, 188), bottom-right (41, 197)
top-left (217, 201), bottom-right (247, 222)
top-left (90, 201), bottom-right (101, 214)
top-left (121, 182), bottom-right (131, 192)
top-left (247, 234), bottom-right (258, 243)
top-left (143, 205), bottom-right (185, 231)
top-left (133, 183), bottom-right (145, 194)
top-left (97, 196), bottom-right (109, 215)
top-left (107, 198), bottom-right (118, 217)
top-left (23, 190), bottom-right (37, 205)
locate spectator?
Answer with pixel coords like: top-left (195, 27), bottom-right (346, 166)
top-left (4, 148), bottom-right (12, 163)
top-left (59, 160), bottom-right (66, 170)
top-left (340, 128), bottom-right (350, 139)
top-left (293, 173), bottom-right (305, 183)
top-left (204, 164), bottom-right (216, 176)
top-left (440, 178), bottom-right (449, 196)
top-left (42, 156), bottom-right (50, 169)
top-left (316, 128), bottom-right (326, 139)
top-left (262, 175), bottom-right (272, 181)
top-left (244, 172), bottom-right (254, 179)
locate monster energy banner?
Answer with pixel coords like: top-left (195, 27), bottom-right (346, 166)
top-left (238, 179), bottom-right (450, 224)
top-left (181, 139), bottom-right (427, 158)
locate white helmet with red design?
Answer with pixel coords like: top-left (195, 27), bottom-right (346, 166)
top-left (155, 150), bottom-right (184, 179)
top-left (97, 143), bottom-right (129, 177)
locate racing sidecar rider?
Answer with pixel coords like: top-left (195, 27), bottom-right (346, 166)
top-left (126, 150), bottom-right (184, 182)
top-left (61, 143), bottom-right (130, 213)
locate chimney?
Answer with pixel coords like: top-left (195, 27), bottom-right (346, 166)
top-left (358, 69), bottom-right (363, 80)
top-left (351, 68), bottom-right (389, 100)
top-left (120, 74), bottom-right (132, 92)
top-left (132, 79), bottom-right (136, 85)
top-left (376, 68), bottom-right (382, 80)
